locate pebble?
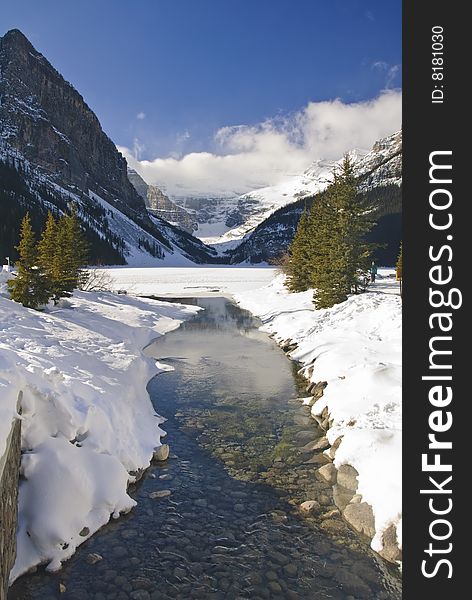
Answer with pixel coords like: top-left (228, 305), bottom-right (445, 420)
top-left (86, 553), bottom-right (103, 565)
top-left (153, 444), bottom-right (170, 462)
top-left (299, 500), bottom-right (321, 514)
top-left (268, 581), bottom-right (283, 593)
top-left (149, 490), bottom-right (172, 499)
top-left (283, 563), bottom-right (298, 577)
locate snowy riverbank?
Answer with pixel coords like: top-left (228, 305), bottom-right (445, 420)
top-left (0, 273), bottom-right (199, 580)
top-left (235, 271), bottom-right (402, 562)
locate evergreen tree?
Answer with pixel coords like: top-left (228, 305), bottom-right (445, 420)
top-left (284, 209), bottom-right (312, 291)
top-left (396, 242), bottom-right (403, 297)
top-left (51, 204), bottom-right (89, 300)
top-left (64, 204), bottom-right (89, 288)
top-left (7, 213), bottom-right (51, 309)
top-left (37, 210), bottom-right (59, 298)
top-left (285, 156), bottom-right (376, 309)
top-left (308, 187), bottom-right (345, 308)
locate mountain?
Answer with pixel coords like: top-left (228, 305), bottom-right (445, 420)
top-left (0, 29), bottom-right (216, 265)
top-left (173, 132), bottom-right (401, 249)
top-left (127, 169), bottom-right (197, 234)
top-left (228, 131), bottom-right (402, 265)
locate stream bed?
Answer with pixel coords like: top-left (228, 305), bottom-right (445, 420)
top-left (9, 297), bottom-right (401, 600)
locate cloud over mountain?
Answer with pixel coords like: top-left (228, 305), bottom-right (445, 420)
top-left (119, 90), bottom-right (401, 197)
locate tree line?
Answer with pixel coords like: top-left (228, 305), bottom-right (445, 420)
top-left (283, 156), bottom-right (396, 309)
top-left (7, 206), bottom-right (89, 309)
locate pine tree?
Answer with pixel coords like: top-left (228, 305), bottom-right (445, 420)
top-left (396, 242), bottom-right (403, 297)
top-left (314, 157), bottom-right (376, 308)
top-left (283, 156), bottom-right (376, 309)
top-left (308, 187), bottom-right (345, 308)
top-left (284, 209), bottom-right (312, 292)
top-left (37, 210), bottom-right (59, 298)
top-left (51, 205), bottom-right (89, 300)
top-left (64, 204), bottom-right (89, 289)
top-left (7, 213), bottom-right (51, 309)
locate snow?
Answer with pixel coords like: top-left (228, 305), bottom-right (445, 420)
top-left (190, 131), bottom-right (401, 247)
top-left (102, 266), bottom-right (277, 297)
top-left (0, 271), bottom-right (199, 580)
top-left (235, 270), bottom-right (402, 556)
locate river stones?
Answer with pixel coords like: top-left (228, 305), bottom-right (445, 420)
top-left (337, 464), bottom-right (359, 492)
top-left (379, 524), bottom-right (403, 563)
top-left (294, 430), bottom-right (318, 444)
top-left (343, 503), bottom-right (376, 539)
top-left (149, 490), bottom-right (172, 499)
top-left (334, 568), bottom-right (372, 599)
top-left (317, 463), bottom-right (337, 485)
top-left (86, 553), bottom-right (103, 565)
top-left (299, 437), bottom-right (330, 453)
top-left (153, 444), bottom-right (170, 462)
top-left (303, 452), bottom-right (330, 465)
top-left (333, 484), bottom-right (356, 511)
top-left (299, 500), bottom-right (322, 514)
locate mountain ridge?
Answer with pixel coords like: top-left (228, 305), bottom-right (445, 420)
top-left (227, 131), bottom-right (402, 265)
top-left (0, 29), bottom-right (216, 265)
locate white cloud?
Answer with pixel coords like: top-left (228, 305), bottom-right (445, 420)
top-left (136, 111), bottom-right (146, 120)
top-left (119, 90), bottom-right (401, 198)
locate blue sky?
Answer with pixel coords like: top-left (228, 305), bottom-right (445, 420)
top-left (1, 0), bottom-right (402, 194)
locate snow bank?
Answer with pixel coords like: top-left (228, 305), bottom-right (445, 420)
top-left (235, 272), bottom-right (402, 556)
top-left (0, 272), bottom-right (199, 579)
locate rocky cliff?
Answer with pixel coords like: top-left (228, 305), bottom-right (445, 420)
top-left (127, 169), bottom-right (197, 234)
top-left (0, 29), bottom-right (215, 265)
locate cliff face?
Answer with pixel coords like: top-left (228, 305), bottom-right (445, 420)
top-left (0, 29), bottom-right (144, 215)
top-left (0, 29), bottom-right (215, 265)
top-left (127, 169), bottom-right (197, 234)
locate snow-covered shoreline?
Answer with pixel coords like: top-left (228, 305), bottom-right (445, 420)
top-left (0, 273), bottom-right (199, 580)
top-left (235, 271), bottom-right (402, 562)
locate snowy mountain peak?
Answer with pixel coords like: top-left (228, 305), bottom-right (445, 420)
top-left (200, 130), bottom-right (402, 248)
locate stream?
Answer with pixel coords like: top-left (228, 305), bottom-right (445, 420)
top-left (9, 297), bottom-right (402, 600)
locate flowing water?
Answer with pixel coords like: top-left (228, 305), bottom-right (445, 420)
top-left (9, 297), bottom-right (401, 600)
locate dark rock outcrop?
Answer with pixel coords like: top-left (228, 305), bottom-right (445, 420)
top-left (0, 29), bottom-right (142, 216)
top-left (0, 29), bottom-right (216, 264)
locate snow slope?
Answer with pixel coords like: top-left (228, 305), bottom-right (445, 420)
top-left (235, 271), bottom-right (402, 555)
top-left (0, 272), bottom-right (199, 580)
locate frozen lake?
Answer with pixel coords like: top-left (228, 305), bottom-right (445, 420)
top-left (103, 266), bottom-right (278, 297)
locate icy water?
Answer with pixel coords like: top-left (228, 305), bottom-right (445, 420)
top-left (9, 297), bottom-right (401, 600)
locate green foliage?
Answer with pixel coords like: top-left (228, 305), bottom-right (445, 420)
top-left (9, 206), bottom-right (90, 309)
top-left (7, 214), bottom-right (51, 309)
top-left (284, 210), bottom-right (312, 292)
top-left (285, 156), bottom-right (377, 309)
top-left (1, 160), bottom-right (126, 265)
top-left (396, 242), bottom-right (403, 279)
